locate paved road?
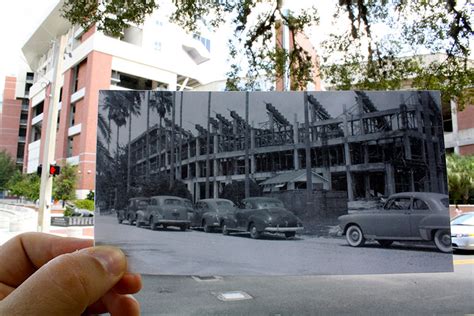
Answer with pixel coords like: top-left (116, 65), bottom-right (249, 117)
top-left (96, 215), bottom-right (453, 276)
top-left (97, 214), bottom-right (472, 314)
top-left (136, 262), bottom-right (473, 315)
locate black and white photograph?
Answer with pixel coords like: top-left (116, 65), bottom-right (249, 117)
top-left (95, 90), bottom-right (453, 276)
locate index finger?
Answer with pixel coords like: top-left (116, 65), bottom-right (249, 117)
top-left (0, 232), bottom-right (92, 288)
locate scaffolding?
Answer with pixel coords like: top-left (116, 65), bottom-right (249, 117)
top-left (128, 92), bottom-right (447, 202)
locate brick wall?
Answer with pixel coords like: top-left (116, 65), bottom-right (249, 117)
top-left (457, 105), bottom-right (474, 131)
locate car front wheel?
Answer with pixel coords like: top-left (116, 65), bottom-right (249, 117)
top-left (434, 230), bottom-right (452, 253)
top-left (249, 224), bottom-right (261, 239)
top-left (285, 232), bottom-right (296, 239)
top-left (135, 216), bottom-right (142, 228)
top-left (203, 220), bottom-right (212, 233)
top-left (345, 225), bottom-right (365, 247)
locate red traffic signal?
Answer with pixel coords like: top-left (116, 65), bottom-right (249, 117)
top-left (37, 164), bottom-right (61, 176)
top-left (49, 165), bottom-right (61, 176)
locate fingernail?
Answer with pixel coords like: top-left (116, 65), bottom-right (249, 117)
top-left (86, 246), bottom-right (125, 276)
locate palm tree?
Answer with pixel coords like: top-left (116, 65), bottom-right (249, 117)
top-left (170, 92), bottom-right (176, 188)
top-left (102, 91), bottom-right (128, 158)
top-left (155, 91), bottom-right (173, 179)
top-left (125, 91), bottom-right (142, 195)
top-left (101, 91), bottom-right (128, 208)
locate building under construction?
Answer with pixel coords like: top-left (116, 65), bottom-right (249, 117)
top-left (127, 91), bottom-right (447, 202)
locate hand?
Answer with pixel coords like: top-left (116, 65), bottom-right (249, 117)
top-left (0, 233), bottom-right (142, 315)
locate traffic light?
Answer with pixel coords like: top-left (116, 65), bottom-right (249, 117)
top-left (36, 164), bottom-right (61, 176)
top-left (49, 165), bottom-right (61, 176)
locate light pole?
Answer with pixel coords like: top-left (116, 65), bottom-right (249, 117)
top-left (37, 34), bottom-right (67, 232)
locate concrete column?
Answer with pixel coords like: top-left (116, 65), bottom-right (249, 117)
top-left (187, 144), bottom-right (191, 178)
top-left (195, 138), bottom-right (200, 178)
top-left (410, 170), bottom-right (415, 192)
top-left (385, 163), bottom-right (395, 196)
top-left (213, 181), bottom-right (219, 198)
top-left (195, 182), bottom-right (201, 201)
top-left (342, 105), bottom-right (354, 201)
top-left (213, 134), bottom-right (218, 198)
top-left (250, 123), bottom-right (256, 173)
top-left (293, 115), bottom-right (300, 170)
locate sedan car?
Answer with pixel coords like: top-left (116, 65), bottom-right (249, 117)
top-left (220, 197), bottom-right (303, 239)
top-left (338, 192), bottom-right (451, 253)
top-left (117, 197), bottom-right (149, 225)
top-left (451, 213), bottom-right (474, 251)
top-left (135, 196), bottom-right (191, 231)
top-left (191, 198), bottom-right (237, 232)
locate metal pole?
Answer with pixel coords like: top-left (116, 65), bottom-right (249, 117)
top-left (38, 34), bottom-right (67, 232)
top-left (245, 92), bottom-right (250, 198)
top-left (303, 92), bottom-right (312, 195)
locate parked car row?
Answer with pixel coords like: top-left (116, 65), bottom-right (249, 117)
top-left (117, 196), bottom-right (304, 239)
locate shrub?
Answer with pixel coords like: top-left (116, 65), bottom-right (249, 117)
top-left (74, 199), bottom-right (95, 211)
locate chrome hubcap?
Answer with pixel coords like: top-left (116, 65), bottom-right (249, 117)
top-left (350, 230), bottom-right (359, 241)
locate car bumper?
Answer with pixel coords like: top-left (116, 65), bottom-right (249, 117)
top-left (157, 220), bottom-right (190, 225)
top-left (264, 227), bottom-right (304, 233)
top-left (451, 236), bottom-right (474, 250)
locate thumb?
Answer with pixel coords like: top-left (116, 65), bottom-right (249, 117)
top-left (1, 246), bottom-right (127, 315)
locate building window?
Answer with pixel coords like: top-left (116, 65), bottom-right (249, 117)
top-left (57, 110), bottom-right (61, 132)
top-left (70, 103), bottom-right (76, 127)
top-left (193, 34), bottom-right (211, 52)
top-left (26, 72), bottom-right (34, 81)
top-left (72, 66), bottom-right (79, 92)
top-left (34, 101), bottom-right (44, 117)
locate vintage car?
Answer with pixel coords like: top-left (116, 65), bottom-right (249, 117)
top-left (451, 213), bottom-right (474, 251)
top-left (117, 197), bottom-right (149, 224)
top-left (135, 195), bottom-right (191, 231)
top-left (338, 192), bottom-right (451, 253)
top-left (191, 198), bottom-right (237, 232)
top-left (220, 197), bottom-right (303, 239)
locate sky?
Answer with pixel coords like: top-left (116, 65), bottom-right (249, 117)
top-left (0, 0), bottom-right (59, 93)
